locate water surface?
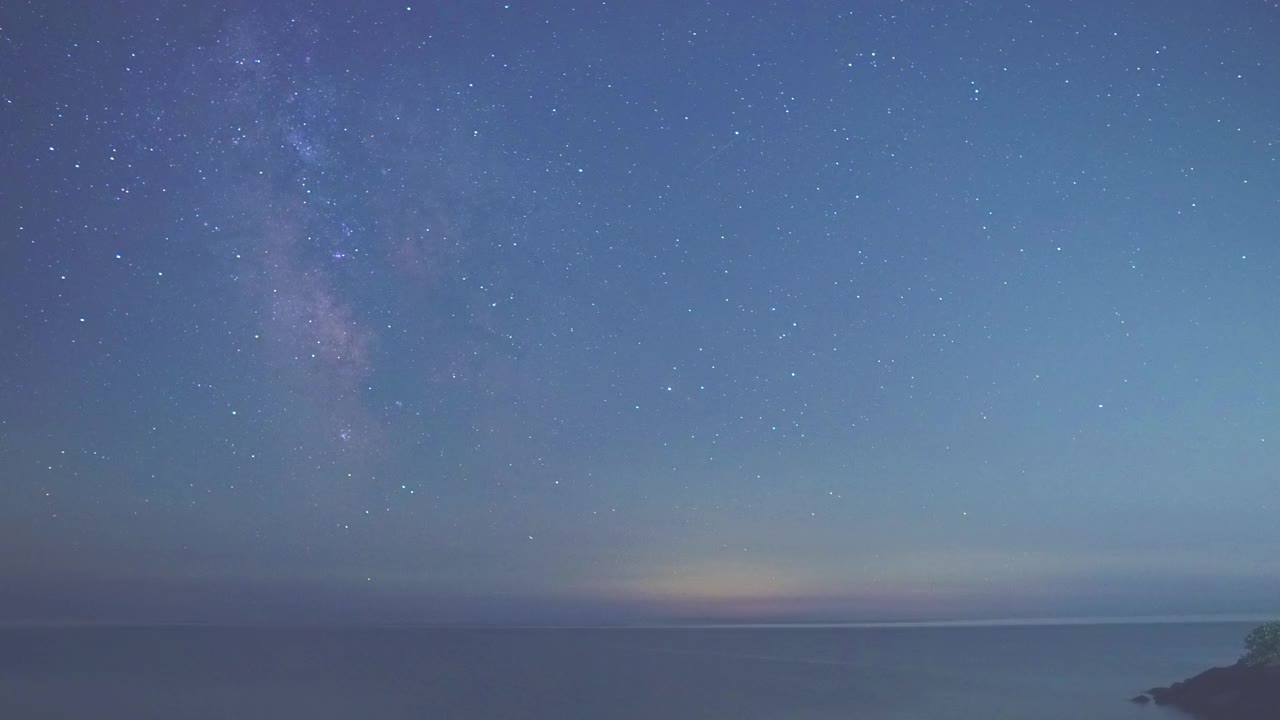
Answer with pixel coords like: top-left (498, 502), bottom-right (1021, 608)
top-left (0, 621), bottom-right (1249, 719)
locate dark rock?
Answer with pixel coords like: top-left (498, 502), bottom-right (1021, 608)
top-left (1144, 661), bottom-right (1280, 720)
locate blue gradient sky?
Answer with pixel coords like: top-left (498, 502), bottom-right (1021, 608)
top-left (2, 0), bottom-right (1278, 624)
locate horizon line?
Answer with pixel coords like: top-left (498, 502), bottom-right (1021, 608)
top-left (2, 612), bottom-right (1276, 631)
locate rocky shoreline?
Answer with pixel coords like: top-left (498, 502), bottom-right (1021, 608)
top-left (1132, 661), bottom-right (1280, 719)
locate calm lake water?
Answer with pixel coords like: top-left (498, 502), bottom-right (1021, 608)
top-left (0, 621), bottom-right (1253, 719)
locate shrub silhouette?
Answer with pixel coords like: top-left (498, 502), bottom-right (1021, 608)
top-left (1242, 622), bottom-right (1280, 666)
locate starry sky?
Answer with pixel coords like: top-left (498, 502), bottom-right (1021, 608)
top-left (2, 0), bottom-right (1278, 625)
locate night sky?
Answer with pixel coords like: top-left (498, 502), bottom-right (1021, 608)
top-left (2, 1), bottom-right (1278, 625)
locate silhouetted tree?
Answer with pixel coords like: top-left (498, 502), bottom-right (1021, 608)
top-left (1242, 622), bottom-right (1280, 665)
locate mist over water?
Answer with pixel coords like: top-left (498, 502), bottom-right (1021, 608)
top-left (0, 621), bottom-right (1249, 719)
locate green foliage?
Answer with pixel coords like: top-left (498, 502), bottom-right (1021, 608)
top-left (1242, 622), bottom-right (1280, 666)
